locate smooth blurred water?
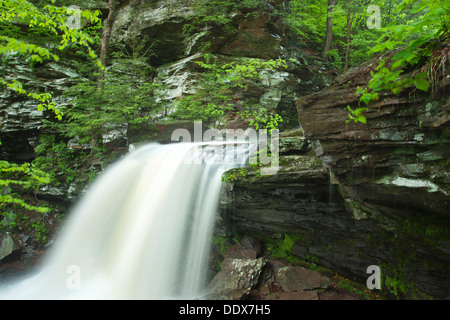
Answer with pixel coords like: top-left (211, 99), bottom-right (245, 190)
top-left (0, 142), bottom-right (245, 299)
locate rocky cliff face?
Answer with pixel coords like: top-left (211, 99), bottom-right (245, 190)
top-left (294, 60), bottom-right (450, 298)
top-left (219, 60), bottom-right (450, 299)
top-left (296, 59), bottom-right (449, 219)
top-left (110, 0), bottom-right (333, 128)
top-left (0, 0), bottom-right (333, 206)
top-left (0, 60), bottom-right (79, 162)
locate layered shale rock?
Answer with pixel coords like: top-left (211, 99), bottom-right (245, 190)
top-left (220, 106), bottom-right (450, 298)
top-left (292, 60), bottom-right (450, 299)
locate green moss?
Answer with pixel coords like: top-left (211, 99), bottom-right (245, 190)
top-left (265, 233), bottom-right (302, 264)
top-left (376, 249), bottom-right (436, 300)
top-left (333, 275), bottom-right (381, 300)
top-left (305, 253), bottom-right (319, 265)
top-left (221, 168), bottom-right (248, 183)
top-left (392, 212), bottom-right (450, 247)
top-left (393, 146), bottom-right (416, 155)
top-left (210, 236), bottom-right (237, 272)
top-left (379, 263), bottom-right (432, 300)
top-left (211, 236), bottom-right (233, 256)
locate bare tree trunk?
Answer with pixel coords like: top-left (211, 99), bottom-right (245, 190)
top-left (92, 0), bottom-right (118, 155)
top-left (322, 0), bottom-right (335, 60)
top-left (98, 0), bottom-right (118, 82)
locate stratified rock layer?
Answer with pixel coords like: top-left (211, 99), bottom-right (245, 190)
top-left (292, 60), bottom-right (450, 299)
top-left (221, 114), bottom-right (449, 299)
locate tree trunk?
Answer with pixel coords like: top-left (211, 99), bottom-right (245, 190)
top-left (92, 0), bottom-right (118, 155)
top-left (98, 0), bottom-right (118, 82)
top-left (322, 0), bottom-right (335, 59)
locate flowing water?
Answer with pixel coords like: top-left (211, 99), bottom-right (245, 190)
top-left (0, 142), bottom-right (246, 299)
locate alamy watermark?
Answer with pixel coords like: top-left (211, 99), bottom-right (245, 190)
top-left (171, 121), bottom-right (279, 175)
top-left (66, 5), bottom-right (81, 29)
top-left (66, 264), bottom-right (81, 290)
top-left (366, 265), bottom-right (381, 290)
top-left (367, 5), bottom-right (381, 30)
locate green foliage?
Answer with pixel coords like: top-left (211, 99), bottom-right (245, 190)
top-left (184, 0), bottom-right (273, 38)
top-left (286, 0), bottom-right (328, 49)
top-left (287, 0), bottom-right (384, 68)
top-left (372, 0), bottom-right (449, 88)
top-left (173, 54), bottom-right (286, 128)
top-left (221, 168), bottom-right (248, 183)
top-left (55, 47), bottom-right (164, 148)
top-left (0, 159), bottom-right (51, 214)
top-left (0, 0), bottom-right (102, 118)
top-left (0, 0), bottom-right (101, 243)
top-left (62, 79), bottom-right (163, 145)
top-left (324, 48), bottom-right (343, 69)
top-left (238, 108), bottom-right (283, 130)
top-left (346, 0), bottom-right (449, 124)
top-left (346, 105), bottom-right (368, 124)
top-left (212, 236), bottom-right (234, 256)
top-left (0, 148), bottom-right (52, 243)
top-left (33, 134), bottom-right (79, 184)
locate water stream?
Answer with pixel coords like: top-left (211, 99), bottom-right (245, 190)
top-left (0, 142), bottom-right (245, 299)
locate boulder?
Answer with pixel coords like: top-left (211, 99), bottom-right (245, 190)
top-left (206, 240), bottom-right (266, 300)
top-left (207, 257), bottom-right (266, 300)
top-left (270, 260), bottom-right (331, 291)
top-left (0, 234), bottom-right (16, 262)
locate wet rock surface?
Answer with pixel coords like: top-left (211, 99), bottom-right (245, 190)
top-left (219, 125), bottom-right (450, 299)
top-left (207, 237), bottom-right (363, 300)
top-left (295, 58), bottom-right (450, 299)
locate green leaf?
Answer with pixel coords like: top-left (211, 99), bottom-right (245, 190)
top-left (360, 93), bottom-right (373, 105)
top-left (357, 115), bottom-right (367, 124)
top-left (414, 76), bottom-right (430, 92)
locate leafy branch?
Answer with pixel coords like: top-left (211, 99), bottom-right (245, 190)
top-left (346, 0), bottom-right (449, 124)
top-left (0, 0), bottom-right (102, 119)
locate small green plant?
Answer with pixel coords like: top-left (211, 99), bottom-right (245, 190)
top-left (173, 54), bottom-right (287, 128)
top-left (238, 108), bottom-right (283, 130)
top-left (0, 156), bottom-right (52, 216)
top-left (346, 105), bottom-right (368, 125)
top-left (212, 236), bottom-right (234, 256)
top-left (221, 168), bottom-right (247, 183)
top-left (31, 220), bottom-right (48, 243)
top-left (33, 135), bottom-right (78, 184)
top-left (1, 211), bottom-right (28, 230)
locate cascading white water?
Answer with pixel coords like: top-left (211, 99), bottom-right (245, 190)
top-left (0, 142), bottom-right (245, 300)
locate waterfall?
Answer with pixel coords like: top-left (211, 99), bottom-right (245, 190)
top-left (0, 142), bottom-right (245, 299)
